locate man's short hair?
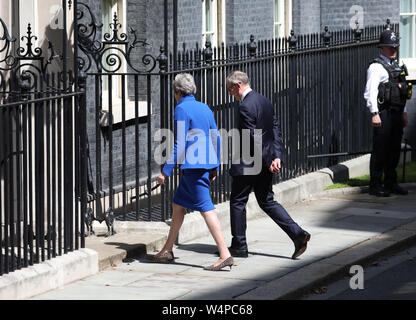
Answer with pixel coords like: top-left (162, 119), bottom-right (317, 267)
top-left (172, 73), bottom-right (197, 96)
top-left (226, 71), bottom-right (250, 86)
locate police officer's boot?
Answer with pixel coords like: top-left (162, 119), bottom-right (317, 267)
top-left (369, 185), bottom-right (390, 197)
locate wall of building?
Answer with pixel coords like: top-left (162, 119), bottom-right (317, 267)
top-left (321, 0), bottom-right (399, 31)
top-left (292, 0), bottom-right (321, 34)
top-left (160, 0), bottom-right (276, 49)
top-left (404, 94), bottom-right (416, 158)
top-left (170, 0), bottom-right (400, 47)
top-left (177, 0), bottom-right (202, 47)
top-left (292, 0), bottom-right (400, 35)
top-left (226, 0), bottom-right (274, 44)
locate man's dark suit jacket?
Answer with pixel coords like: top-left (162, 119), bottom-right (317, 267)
top-left (229, 90), bottom-right (284, 176)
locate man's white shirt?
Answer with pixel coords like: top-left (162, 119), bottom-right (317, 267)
top-left (364, 54), bottom-right (407, 113)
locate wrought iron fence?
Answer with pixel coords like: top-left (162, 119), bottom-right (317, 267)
top-left (0, 0), bottom-right (400, 278)
top-left (75, 4), bottom-right (398, 231)
top-left (76, 2), bottom-right (163, 235)
top-left (0, 0), bottom-right (401, 277)
top-left (157, 21), bottom-right (399, 220)
top-left (0, 4), bottom-right (86, 275)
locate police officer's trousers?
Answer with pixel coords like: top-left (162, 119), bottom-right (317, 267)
top-left (370, 108), bottom-right (404, 189)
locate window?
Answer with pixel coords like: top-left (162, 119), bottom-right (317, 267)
top-left (274, 0), bottom-right (284, 38)
top-left (400, 0), bottom-right (416, 79)
top-left (202, 0), bottom-right (217, 46)
top-left (274, 0), bottom-right (292, 38)
top-left (202, 0), bottom-right (225, 48)
top-left (400, 0), bottom-right (415, 58)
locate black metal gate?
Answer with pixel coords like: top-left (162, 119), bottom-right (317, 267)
top-left (76, 2), bottom-right (167, 237)
top-left (0, 1), bottom-right (87, 275)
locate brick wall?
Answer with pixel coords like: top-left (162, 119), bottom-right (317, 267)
top-left (321, 0), bottom-right (399, 31)
top-left (292, 0), bottom-right (399, 35)
top-left (177, 0), bottom-right (202, 47)
top-left (292, 0), bottom-right (321, 34)
top-left (226, 0), bottom-right (274, 44)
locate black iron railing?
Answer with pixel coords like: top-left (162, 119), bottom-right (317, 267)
top-left (1, 1), bottom-right (402, 276)
top-left (0, 90), bottom-right (85, 275)
top-left (74, 9), bottom-right (399, 230)
top-left (0, 1), bottom-right (87, 276)
top-left (157, 21), bottom-right (399, 220)
top-left (0, 0), bottom-right (406, 279)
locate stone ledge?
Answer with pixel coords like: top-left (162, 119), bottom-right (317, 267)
top-left (0, 248), bottom-right (98, 300)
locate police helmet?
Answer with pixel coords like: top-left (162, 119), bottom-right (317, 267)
top-left (377, 29), bottom-right (400, 48)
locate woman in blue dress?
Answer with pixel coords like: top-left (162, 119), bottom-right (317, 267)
top-left (152, 73), bottom-right (233, 271)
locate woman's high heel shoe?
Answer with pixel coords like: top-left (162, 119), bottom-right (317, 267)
top-left (203, 256), bottom-right (234, 271)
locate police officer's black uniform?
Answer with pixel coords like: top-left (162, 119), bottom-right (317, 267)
top-left (367, 30), bottom-right (412, 197)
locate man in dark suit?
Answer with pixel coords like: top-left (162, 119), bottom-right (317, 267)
top-left (226, 71), bottom-right (310, 259)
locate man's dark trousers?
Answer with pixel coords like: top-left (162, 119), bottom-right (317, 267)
top-left (370, 109), bottom-right (404, 189)
top-left (230, 169), bottom-right (304, 250)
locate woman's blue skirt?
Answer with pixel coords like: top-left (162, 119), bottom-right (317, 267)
top-left (173, 169), bottom-right (215, 212)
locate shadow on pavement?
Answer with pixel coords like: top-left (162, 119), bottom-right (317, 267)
top-left (128, 253), bottom-right (206, 269)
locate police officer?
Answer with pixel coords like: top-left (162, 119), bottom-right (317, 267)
top-left (364, 29), bottom-right (412, 197)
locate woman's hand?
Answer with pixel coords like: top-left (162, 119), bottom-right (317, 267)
top-left (209, 169), bottom-right (217, 182)
top-left (158, 172), bottom-right (167, 185)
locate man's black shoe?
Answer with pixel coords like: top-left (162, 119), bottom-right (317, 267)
top-left (386, 184), bottom-right (408, 195)
top-left (216, 247), bottom-right (249, 258)
top-left (292, 231), bottom-right (310, 259)
top-left (229, 247), bottom-right (249, 258)
top-left (369, 187), bottom-right (390, 197)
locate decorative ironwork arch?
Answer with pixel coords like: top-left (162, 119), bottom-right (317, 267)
top-left (76, 2), bottom-right (157, 74)
top-left (0, 18), bottom-right (17, 71)
top-left (0, 18), bottom-right (63, 94)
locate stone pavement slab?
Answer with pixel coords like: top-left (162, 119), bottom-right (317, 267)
top-left (30, 187), bottom-right (416, 300)
top-left (84, 231), bottom-right (167, 270)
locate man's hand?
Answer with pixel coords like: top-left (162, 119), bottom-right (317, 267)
top-left (403, 112), bottom-right (408, 127)
top-left (372, 114), bottom-right (382, 127)
top-left (157, 172), bottom-right (167, 185)
top-left (209, 169), bottom-right (217, 182)
top-left (269, 158), bottom-right (281, 173)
